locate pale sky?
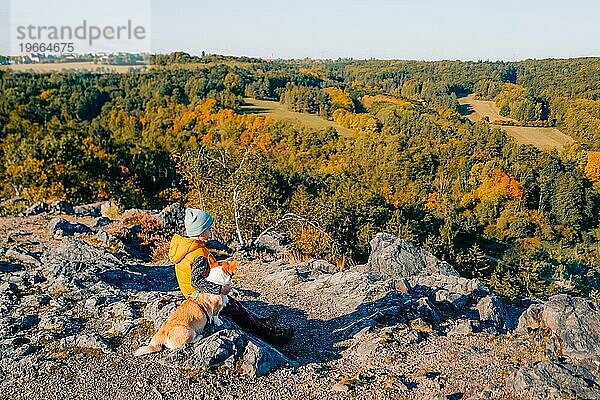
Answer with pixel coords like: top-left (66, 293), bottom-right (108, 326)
top-left (1, 0), bottom-right (599, 60)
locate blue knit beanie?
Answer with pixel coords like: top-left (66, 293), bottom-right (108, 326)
top-left (184, 208), bottom-right (214, 237)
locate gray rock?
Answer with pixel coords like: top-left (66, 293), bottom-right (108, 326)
top-left (447, 319), bottom-right (477, 336)
top-left (60, 333), bottom-right (111, 353)
top-left (21, 201), bottom-right (50, 216)
top-left (48, 218), bottom-right (92, 237)
top-left (407, 274), bottom-right (489, 299)
top-left (102, 301), bottom-right (140, 335)
top-left (73, 202), bottom-right (104, 217)
top-left (254, 232), bottom-right (291, 253)
top-left (3, 247), bottom-right (41, 267)
top-left (95, 230), bottom-right (122, 248)
top-left (476, 295), bottom-right (510, 329)
top-left (162, 327), bottom-right (291, 377)
top-left (435, 289), bottom-right (468, 310)
top-left (48, 200), bottom-right (74, 215)
top-left (415, 297), bottom-right (442, 324)
top-left (42, 239), bottom-right (122, 287)
top-left (38, 312), bottom-right (83, 336)
top-left (507, 361), bottom-right (600, 400)
top-left (155, 202), bottom-right (185, 232)
top-left (517, 294), bottom-right (600, 363)
top-left (366, 233), bottom-right (459, 278)
top-left (93, 217), bottom-right (112, 228)
top-left (143, 294), bottom-right (181, 330)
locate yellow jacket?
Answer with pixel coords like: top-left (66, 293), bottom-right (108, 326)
top-left (168, 234), bottom-right (218, 298)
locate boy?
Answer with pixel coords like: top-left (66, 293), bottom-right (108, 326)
top-left (168, 208), bottom-right (293, 345)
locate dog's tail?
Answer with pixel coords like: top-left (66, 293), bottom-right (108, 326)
top-left (134, 338), bottom-right (163, 356)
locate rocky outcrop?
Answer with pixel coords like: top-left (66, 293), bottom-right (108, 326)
top-left (507, 294), bottom-right (600, 398)
top-left (253, 232), bottom-right (291, 254)
top-left (366, 233), bottom-right (459, 278)
top-left (48, 218), bottom-right (93, 237)
top-left (22, 200), bottom-right (75, 216)
top-left (1, 234), bottom-right (292, 381)
top-left (516, 294), bottom-right (600, 363)
top-left (1, 217), bottom-right (599, 399)
top-left (154, 202), bottom-right (186, 232)
top-left (163, 322), bottom-right (293, 377)
top-left (507, 361), bottom-right (600, 400)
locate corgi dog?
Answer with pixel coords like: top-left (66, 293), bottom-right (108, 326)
top-left (205, 261), bottom-right (237, 325)
top-left (134, 260), bottom-right (238, 356)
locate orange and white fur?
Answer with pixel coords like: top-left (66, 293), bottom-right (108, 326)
top-left (134, 261), bottom-right (238, 356)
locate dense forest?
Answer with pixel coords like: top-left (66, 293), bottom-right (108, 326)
top-left (0, 54), bottom-right (599, 302)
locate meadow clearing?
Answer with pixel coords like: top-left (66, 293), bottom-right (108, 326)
top-left (459, 94), bottom-right (575, 149)
top-left (241, 98), bottom-right (355, 137)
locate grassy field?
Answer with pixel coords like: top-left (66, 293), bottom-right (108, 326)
top-left (459, 94), bottom-right (574, 149)
top-left (241, 98), bottom-right (355, 136)
top-left (458, 94), bottom-right (517, 124)
top-left (0, 62), bottom-right (147, 73)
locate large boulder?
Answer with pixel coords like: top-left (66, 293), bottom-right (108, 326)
top-left (161, 324), bottom-right (293, 377)
top-left (155, 202), bottom-right (185, 232)
top-left (73, 202), bottom-right (104, 217)
top-left (21, 201), bottom-right (50, 216)
top-left (254, 232), bottom-right (291, 254)
top-left (41, 239), bottom-right (122, 288)
top-left (517, 294), bottom-right (600, 363)
top-left (507, 361), bottom-right (600, 400)
top-left (48, 218), bottom-right (92, 237)
top-left (366, 233), bottom-right (459, 279)
top-left (476, 294), bottom-right (511, 330)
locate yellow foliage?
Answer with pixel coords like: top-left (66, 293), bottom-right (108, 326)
top-left (322, 87), bottom-right (354, 111)
top-left (299, 67), bottom-right (320, 78)
top-left (360, 95), bottom-right (412, 111)
top-left (332, 109), bottom-right (379, 133)
top-left (39, 89), bottom-right (54, 100)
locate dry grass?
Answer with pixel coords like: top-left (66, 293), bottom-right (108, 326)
top-left (501, 125), bottom-right (575, 149)
top-left (459, 94), bottom-right (516, 124)
top-left (241, 98), bottom-right (355, 137)
top-left (105, 211), bottom-right (170, 262)
top-left (459, 94), bottom-right (575, 150)
top-left (284, 248), bottom-right (313, 264)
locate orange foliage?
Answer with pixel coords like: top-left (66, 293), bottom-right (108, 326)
top-left (171, 98), bottom-right (274, 151)
top-left (424, 191), bottom-right (440, 210)
top-left (585, 152), bottom-right (600, 182)
top-left (475, 169), bottom-right (524, 201)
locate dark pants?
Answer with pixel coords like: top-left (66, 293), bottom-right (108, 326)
top-left (221, 296), bottom-right (273, 340)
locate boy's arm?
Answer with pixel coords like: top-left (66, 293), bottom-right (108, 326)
top-left (190, 256), bottom-right (222, 295)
